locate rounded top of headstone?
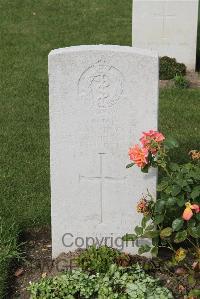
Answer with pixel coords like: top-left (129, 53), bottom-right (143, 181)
top-left (48, 45), bottom-right (158, 58)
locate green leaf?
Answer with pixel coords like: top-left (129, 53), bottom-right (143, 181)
top-left (187, 219), bottom-right (196, 228)
top-left (138, 244), bottom-right (151, 255)
top-left (154, 200), bottom-right (165, 214)
top-left (154, 215), bottom-right (164, 225)
top-left (183, 185), bottom-right (191, 192)
top-left (145, 224), bottom-right (155, 231)
top-left (188, 275), bottom-right (196, 287)
top-left (164, 137), bottom-right (179, 150)
top-left (151, 246), bottom-right (158, 257)
top-left (165, 186), bottom-right (172, 194)
top-left (126, 163), bottom-right (134, 169)
top-left (171, 185), bottom-right (181, 196)
top-left (187, 178), bottom-right (193, 184)
top-left (152, 237), bottom-right (159, 246)
top-left (188, 227), bottom-right (200, 238)
top-left (122, 234), bottom-right (137, 241)
top-left (143, 230), bottom-right (159, 238)
top-left (195, 197), bottom-right (200, 204)
top-left (166, 197), bottom-right (177, 207)
top-left (177, 194), bottom-right (186, 207)
top-left (172, 218), bottom-right (184, 232)
top-left (174, 230), bottom-right (187, 243)
top-left (148, 152), bottom-right (154, 164)
top-left (176, 179), bottom-right (188, 188)
top-left (160, 227), bottom-right (173, 239)
top-left (189, 289), bottom-right (200, 297)
top-left (157, 181), bottom-right (168, 191)
top-left (195, 213), bottom-right (200, 221)
top-left (141, 164), bottom-right (149, 173)
top-left (141, 215), bottom-right (151, 228)
top-left (160, 192), bottom-right (169, 200)
top-left (169, 163), bottom-right (179, 172)
top-left (191, 186), bottom-right (200, 200)
top-left (134, 226), bottom-right (143, 235)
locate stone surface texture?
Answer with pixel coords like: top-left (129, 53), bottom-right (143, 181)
top-left (49, 45), bottom-right (158, 258)
top-left (132, 0), bottom-right (199, 70)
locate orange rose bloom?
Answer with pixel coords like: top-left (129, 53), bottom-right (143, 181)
top-left (140, 130), bottom-right (165, 154)
top-left (182, 202), bottom-right (200, 221)
top-left (128, 145), bottom-right (148, 168)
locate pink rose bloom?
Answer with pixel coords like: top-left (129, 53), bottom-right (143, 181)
top-left (140, 130), bottom-right (165, 154)
top-left (128, 145), bottom-right (148, 168)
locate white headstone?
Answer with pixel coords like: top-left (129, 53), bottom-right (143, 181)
top-left (49, 45), bottom-right (158, 258)
top-left (132, 0), bottom-right (199, 70)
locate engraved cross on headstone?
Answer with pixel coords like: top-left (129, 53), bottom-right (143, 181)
top-left (154, 3), bottom-right (175, 40)
top-left (79, 153), bottom-right (127, 223)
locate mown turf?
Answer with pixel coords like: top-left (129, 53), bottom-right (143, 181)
top-left (159, 88), bottom-right (200, 163)
top-left (0, 0), bottom-right (200, 297)
top-left (0, 0), bottom-right (132, 296)
top-left (0, 0), bottom-right (132, 226)
top-left (0, 221), bottom-right (21, 298)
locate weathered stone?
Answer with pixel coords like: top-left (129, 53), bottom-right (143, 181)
top-left (49, 45), bottom-right (158, 258)
top-left (132, 0), bottom-right (199, 70)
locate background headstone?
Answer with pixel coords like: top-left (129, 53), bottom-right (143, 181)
top-left (49, 45), bottom-right (158, 258)
top-left (132, 0), bottom-right (199, 70)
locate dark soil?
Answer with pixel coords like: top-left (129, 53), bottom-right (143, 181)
top-left (10, 227), bottom-right (200, 299)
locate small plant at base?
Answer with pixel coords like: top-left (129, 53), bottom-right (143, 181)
top-left (159, 56), bottom-right (186, 80)
top-left (28, 264), bottom-right (174, 299)
top-left (173, 74), bottom-right (190, 89)
top-left (77, 245), bottom-right (121, 273)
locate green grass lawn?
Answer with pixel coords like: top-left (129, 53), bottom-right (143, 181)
top-left (159, 88), bottom-right (200, 162)
top-left (0, 1), bottom-right (132, 296)
top-left (196, 0), bottom-right (200, 69)
top-left (0, 0), bottom-right (199, 297)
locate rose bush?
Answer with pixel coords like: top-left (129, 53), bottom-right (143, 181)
top-left (124, 130), bottom-right (200, 263)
